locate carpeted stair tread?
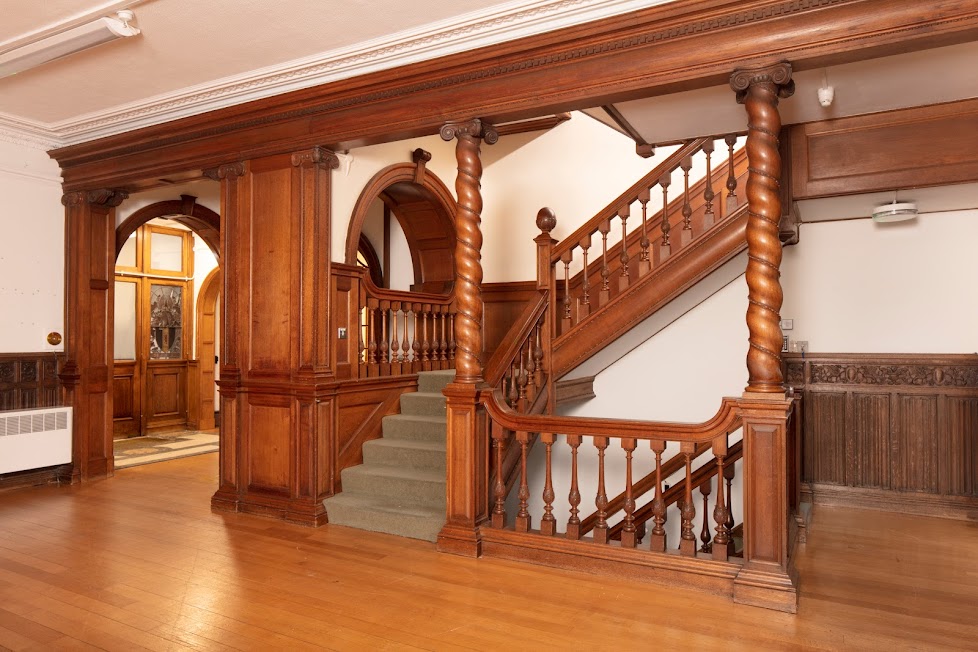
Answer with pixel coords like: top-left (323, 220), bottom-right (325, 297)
top-left (399, 392), bottom-right (448, 417)
top-left (417, 370), bottom-right (455, 393)
top-left (323, 493), bottom-right (444, 542)
top-left (381, 414), bottom-right (447, 442)
top-left (340, 463), bottom-right (445, 505)
top-left (362, 438), bottom-right (445, 470)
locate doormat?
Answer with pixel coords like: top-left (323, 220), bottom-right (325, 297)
top-left (114, 431), bottom-right (219, 469)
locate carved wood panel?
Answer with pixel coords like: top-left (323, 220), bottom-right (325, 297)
top-left (0, 353), bottom-right (62, 411)
top-left (787, 353), bottom-right (978, 513)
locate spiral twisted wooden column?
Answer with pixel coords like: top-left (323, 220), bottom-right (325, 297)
top-left (731, 63), bottom-right (794, 395)
top-left (440, 119), bottom-right (498, 384)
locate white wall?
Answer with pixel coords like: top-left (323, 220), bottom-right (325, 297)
top-left (0, 141), bottom-right (65, 353)
top-left (114, 181), bottom-right (220, 228)
top-left (781, 211), bottom-right (978, 354)
top-left (360, 198), bottom-right (413, 290)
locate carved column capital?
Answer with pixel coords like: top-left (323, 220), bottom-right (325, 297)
top-left (730, 62), bottom-right (795, 103)
top-left (61, 189), bottom-right (129, 207)
top-left (440, 118), bottom-right (499, 145)
top-left (203, 162), bottom-right (246, 181)
top-left (290, 146), bottom-right (340, 169)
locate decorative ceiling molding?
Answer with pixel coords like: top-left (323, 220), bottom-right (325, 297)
top-left (1, 0), bottom-right (668, 149)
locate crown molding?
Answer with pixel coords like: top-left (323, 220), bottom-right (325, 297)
top-left (3, 0), bottom-right (667, 148)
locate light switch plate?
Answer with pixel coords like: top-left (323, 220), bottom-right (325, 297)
top-left (780, 319), bottom-right (794, 330)
top-left (338, 327), bottom-right (347, 340)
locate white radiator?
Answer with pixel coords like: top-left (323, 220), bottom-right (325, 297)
top-left (0, 406), bottom-right (72, 474)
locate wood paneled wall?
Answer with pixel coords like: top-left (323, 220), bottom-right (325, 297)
top-left (483, 281), bottom-right (538, 363)
top-left (0, 353), bottom-right (62, 411)
top-left (788, 98), bottom-right (978, 199)
top-left (786, 353), bottom-right (978, 519)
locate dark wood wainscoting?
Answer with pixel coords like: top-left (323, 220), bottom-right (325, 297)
top-left (0, 353), bottom-right (62, 410)
top-left (786, 353), bottom-right (978, 519)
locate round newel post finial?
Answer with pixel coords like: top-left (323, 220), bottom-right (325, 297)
top-left (536, 207), bottom-right (557, 234)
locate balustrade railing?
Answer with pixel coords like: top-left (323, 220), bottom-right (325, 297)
top-left (549, 133), bottom-right (747, 337)
top-left (358, 278), bottom-right (456, 377)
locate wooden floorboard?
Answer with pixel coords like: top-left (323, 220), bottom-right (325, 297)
top-left (0, 454), bottom-right (975, 651)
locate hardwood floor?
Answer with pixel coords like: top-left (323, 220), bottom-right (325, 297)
top-left (0, 454), bottom-right (975, 651)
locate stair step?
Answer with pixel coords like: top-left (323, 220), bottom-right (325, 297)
top-left (340, 463), bottom-right (445, 507)
top-left (399, 391), bottom-right (447, 417)
top-left (323, 493), bottom-right (444, 542)
top-left (417, 370), bottom-right (455, 393)
top-left (362, 438), bottom-right (445, 471)
top-left (381, 414), bottom-right (446, 442)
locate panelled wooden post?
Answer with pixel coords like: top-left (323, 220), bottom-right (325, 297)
top-left (437, 118), bottom-right (497, 556)
top-left (730, 62), bottom-right (798, 613)
top-left (207, 147), bottom-right (339, 526)
top-left (61, 189), bottom-right (128, 481)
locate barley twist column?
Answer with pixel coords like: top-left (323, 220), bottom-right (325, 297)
top-left (440, 119), bottom-right (498, 383)
top-left (731, 63), bottom-right (794, 395)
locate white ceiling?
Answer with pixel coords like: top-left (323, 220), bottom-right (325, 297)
top-left (0, 0), bottom-right (669, 148)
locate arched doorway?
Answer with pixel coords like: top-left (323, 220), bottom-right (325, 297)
top-left (345, 155), bottom-right (457, 294)
top-left (192, 268), bottom-right (221, 432)
top-left (110, 195), bottom-right (221, 447)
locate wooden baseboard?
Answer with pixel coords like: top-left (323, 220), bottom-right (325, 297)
top-left (480, 526), bottom-right (740, 597)
top-left (807, 484), bottom-right (978, 521)
top-left (0, 464), bottom-right (73, 493)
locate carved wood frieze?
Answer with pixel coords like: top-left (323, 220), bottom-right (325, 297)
top-left (0, 353), bottom-right (62, 411)
top-left (789, 361), bottom-right (978, 387)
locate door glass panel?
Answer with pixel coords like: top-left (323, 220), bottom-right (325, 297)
top-left (114, 281), bottom-right (137, 360)
top-left (149, 284), bottom-right (182, 359)
top-left (118, 233), bottom-right (137, 268)
top-left (150, 232), bottom-right (183, 272)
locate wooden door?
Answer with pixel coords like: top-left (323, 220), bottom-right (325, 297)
top-left (112, 225), bottom-right (194, 437)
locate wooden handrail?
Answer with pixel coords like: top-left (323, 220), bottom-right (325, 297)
top-left (361, 274), bottom-right (454, 304)
top-left (483, 389), bottom-right (741, 444)
top-left (550, 138), bottom-right (709, 261)
top-left (483, 293), bottom-right (548, 387)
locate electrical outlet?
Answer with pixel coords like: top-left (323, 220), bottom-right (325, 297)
top-left (337, 327), bottom-right (347, 340)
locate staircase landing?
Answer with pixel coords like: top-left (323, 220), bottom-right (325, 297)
top-left (323, 370), bottom-right (453, 542)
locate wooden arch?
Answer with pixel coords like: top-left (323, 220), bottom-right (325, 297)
top-left (345, 158), bottom-right (457, 293)
top-left (116, 194), bottom-right (221, 260)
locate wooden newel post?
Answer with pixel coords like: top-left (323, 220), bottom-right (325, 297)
top-left (437, 118), bottom-right (497, 556)
top-left (535, 208), bottom-right (557, 413)
top-left (730, 62), bottom-right (798, 613)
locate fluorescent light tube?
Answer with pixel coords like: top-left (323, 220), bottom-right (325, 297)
top-left (0, 11), bottom-right (139, 79)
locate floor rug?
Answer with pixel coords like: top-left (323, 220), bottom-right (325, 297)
top-left (114, 431), bottom-right (219, 469)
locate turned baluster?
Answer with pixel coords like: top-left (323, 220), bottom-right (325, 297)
top-left (713, 453), bottom-right (730, 561)
top-left (658, 173), bottom-right (672, 263)
top-left (507, 361), bottom-right (519, 407)
top-left (560, 250), bottom-right (573, 334)
top-left (578, 234), bottom-right (591, 320)
top-left (400, 304), bottom-right (410, 364)
top-left (618, 206), bottom-right (630, 292)
top-left (566, 435), bottom-right (583, 540)
top-left (593, 436), bottom-right (610, 544)
top-left (379, 301), bottom-right (390, 366)
top-left (411, 303), bottom-right (421, 368)
top-left (447, 312), bottom-right (456, 362)
top-left (725, 133), bottom-right (739, 213)
top-left (702, 139), bottom-right (715, 229)
top-left (439, 308), bottom-right (448, 364)
top-left (517, 345), bottom-right (528, 411)
top-left (524, 338), bottom-right (536, 403)
top-left (621, 438), bottom-right (638, 548)
top-left (540, 433), bottom-right (557, 536)
top-left (680, 442), bottom-right (697, 556)
top-left (650, 440), bottom-right (666, 552)
top-left (724, 460), bottom-right (736, 556)
top-left (367, 299), bottom-right (378, 366)
top-left (598, 220), bottom-right (611, 306)
top-left (699, 479), bottom-right (713, 553)
top-left (358, 307), bottom-right (366, 369)
top-left (390, 302), bottom-right (402, 368)
top-left (516, 431), bottom-right (531, 532)
top-left (638, 188), bottom-right (651, 277)
top-left (491, 422), bottom-right (508, 528)
top-left (680, 155), bottom-right (693, 248)
top-left (420, 304), bottom-right (430, 369)
top-left (532, 323), bottom-right (544, 390)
